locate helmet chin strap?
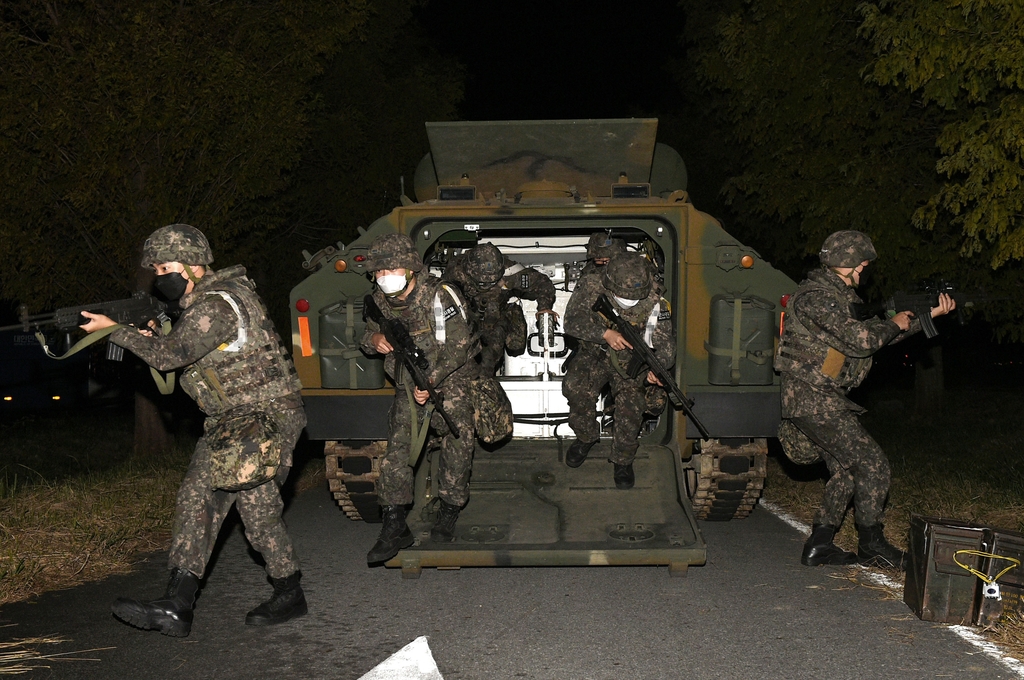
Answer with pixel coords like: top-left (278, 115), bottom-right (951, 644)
top-left (830, 266), bottom-right (858, 287)
top-left (182, 264), bottom-right (201, 284)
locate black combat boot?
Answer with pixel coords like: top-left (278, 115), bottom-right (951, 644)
top-left (245, 571), bottom-right (308, 626)
top-left (857, 524), bottom-right (907, 570)
top-left (430, 500), bottom-right (461, 542)
top-left (111, 567), bottom-right (200, 637)
top-left (366, 505), bottom-right (414, 565)
top-left (565, 439), bottom-right (597, 468)
top-left (801, 525), bottom-right (858, 566)
top-left (613, 463), bottom-right (635, 490)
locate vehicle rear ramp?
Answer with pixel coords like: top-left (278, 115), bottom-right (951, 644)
top-left (387, 439), bottom-right (707, 577)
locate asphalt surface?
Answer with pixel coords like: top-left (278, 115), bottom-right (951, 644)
top-left (1, 488), bottom-right (1019, 679)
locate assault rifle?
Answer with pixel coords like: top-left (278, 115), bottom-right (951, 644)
top-left (0, 291), bottom-right (171, 361)
top-left (363, 294), bottom-right (460, 438)
top-left (593, 293), bottom-right (711, 439)
top-left (849, 280), bottom-right (1007, 339)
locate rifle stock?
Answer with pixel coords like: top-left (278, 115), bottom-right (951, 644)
top-left (363, 294), bottom-right (460, 438)
top-left (592, 294), bottom-right (711, 439)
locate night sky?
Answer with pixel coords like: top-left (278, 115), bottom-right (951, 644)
top-left (416, 0), bottom-right (687, 121)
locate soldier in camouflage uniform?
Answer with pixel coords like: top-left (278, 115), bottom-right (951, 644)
top-left (575, 232), bottom-right (626, 286)
top-left (443, 243), bottom-right (557, 375)
top-left (361, 233), bottom-right (481, 564)
top-left (775, 230), bottom-right (954, 569)
top-left (561, 253), bottom-right (675, 489)
top-left (81, 224), bottom-right (307, 636)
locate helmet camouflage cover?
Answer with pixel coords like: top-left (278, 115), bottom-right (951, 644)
top-left (141, 224), bottom-right (214, 267)
top-left (365, 233), bottom-right (423, 272)
top-left (603, 253), bottom-right (652, 300)
top-left (587, 232), bottom-right (626, 259)
top-left (819, 230), bottom-right (877, 267)
top-left (465, 243), bottom-right (504, 288)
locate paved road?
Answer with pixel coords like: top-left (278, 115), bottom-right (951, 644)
top-left (1, 488), bottom-right (1019, 679)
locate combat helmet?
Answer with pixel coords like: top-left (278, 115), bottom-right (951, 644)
top-left (603, 253), bottom-right (652, 300)
top-left (465, 244), bottom-right (504, 290)
top-left (819, 230), bottom-right (877, 267)
top-left (141, 224), bottom-right (214, 267)
top-left (587, 232), bottom-right (626, 260)
top-left (364, 233), bottom-right (423, 272)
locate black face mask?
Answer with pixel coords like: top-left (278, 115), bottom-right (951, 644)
top-left (154, 272), bottom-right (189, 301)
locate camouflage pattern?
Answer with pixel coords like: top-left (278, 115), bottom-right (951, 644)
top-left (141, 224), bottom-right (214, 267)
top-left (602, 253), bottom-right (652, 300)
top-left (776, 264), bottom-right (923, 526)
top-left (562, 258), bottom-right (675, 465)
top-left (365, 233), bottom-right (423, 273)
top-left (361, 273), bottom-right (480, 507)
top-left (443, 244), bottom-right (556, 375)
top-left (586, 233), bottom-right (625, 259)
top-left (463, 243), bottom-right (505, 288)
top-left (776, 267), bottom-right (917, 417)
top-left (789, 411), bottom-right (890, 526)
top-left (169, 403), bottom-right (306, 579)
top-left (469, 375), bottom-right (513, 444)
top-left (206, 410), bottom-right (282, 491)
top-left (776, 419), bottom-right (825, 465)
top-left (818, 230), bottom-right (877, 267)
top-left (111, 265), bottom-right (305, 579)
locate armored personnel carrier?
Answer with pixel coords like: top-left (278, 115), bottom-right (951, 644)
top-left (289, 119), bottom-right (795, 576)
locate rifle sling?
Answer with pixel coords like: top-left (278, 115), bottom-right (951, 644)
top-left (35, 321), bottom-right (176, 395)
top-left (403, 366), bottom-right (435, 468)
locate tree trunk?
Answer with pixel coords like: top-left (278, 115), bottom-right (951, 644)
top-left (914, 342), bottom-right (944, 418)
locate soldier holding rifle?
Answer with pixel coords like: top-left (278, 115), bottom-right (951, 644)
top-left (361, 233), bottom-right (480, 564)
top-left (776, 230), bottom-right (955, 569)
top-left (80, 224), bottom-right (307, 636)
top-left (562, 253), bottom-right (676, 490)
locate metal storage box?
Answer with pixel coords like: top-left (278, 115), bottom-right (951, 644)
top-left (904, 515), bottom-right (987, 624)
top-left (974, 527), bottom-right (1024, 627)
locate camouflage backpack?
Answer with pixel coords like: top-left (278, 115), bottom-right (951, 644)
top-left (504, 302), bottom-right (528, 356)
top-left (470, 376), bottom-right (513, 444)
top-left (776, 419), bottom-right (825, 465)
top-left (206, 411), bottom-right (282, 491)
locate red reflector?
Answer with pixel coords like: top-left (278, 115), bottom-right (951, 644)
top-left (354, 255), bottom-right (366, 262)
top-left (295, 299), bottom-right (310, 313)
top-left (780, 294), bottom-right (791, 308)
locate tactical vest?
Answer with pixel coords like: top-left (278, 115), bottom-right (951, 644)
top-left (603, 294), bottom-right (668, 372)
top-left (375, 275), bottom-right (470, 385)
top-left (179, 272), bottom-right (302, 415)
top-left (775, 282), bottom-right (872, 390)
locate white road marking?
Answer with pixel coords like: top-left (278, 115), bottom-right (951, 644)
top-left (358, 636), bottom-right (444, 680)
top-left (759, 500), bottom-right (1024, 678)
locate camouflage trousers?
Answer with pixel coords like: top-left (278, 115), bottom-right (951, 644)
top-left (377, 373), bottom-right (476, 507)
top-left (168, 403), bottom-right (305, 579)
top-left (789, 410), bottom-right (891, 527)
top-left (563, 345), bottom-right (663, 465)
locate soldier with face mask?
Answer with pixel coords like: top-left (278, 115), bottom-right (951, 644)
top-left (775, 230), bottom-right (955, 569)
top-left (361, 233), bottom-right (481, 564)
top-left (578, 232), bottom-right (626, 283)
top-left (442, 243), bottom-right (557, 376)
top-left (80, 224), bottom-right (307, 637)
top-left (561, 253), bottom-right (675, 489)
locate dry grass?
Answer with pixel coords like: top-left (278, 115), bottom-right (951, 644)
top-left (763, 387), bottom-right (1024, 664)
top-left (0, 462), bottom-right (185, 606)
top-left (0, 632), bottom-right (114, 675)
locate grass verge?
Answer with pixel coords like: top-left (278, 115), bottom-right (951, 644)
top-left (763, 387), bottom-right (1024, 664)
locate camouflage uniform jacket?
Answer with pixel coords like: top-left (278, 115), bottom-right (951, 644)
top-left (776, 267), bottom-right (919, 417)
top-left (564, 271), bottom-right (675, 373)
top-left (361, 274), bottom-right (479, 388)
top-left (443, 253), bottom-right (556, 322)
top-left (111, 265), bottom-right (302, 417)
